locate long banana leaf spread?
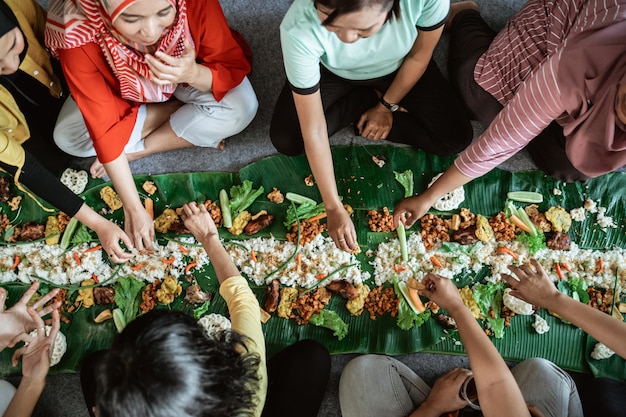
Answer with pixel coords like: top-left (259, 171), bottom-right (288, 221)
top-left (0, 146), bottom-right (624, 379)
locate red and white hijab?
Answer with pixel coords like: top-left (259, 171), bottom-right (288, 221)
top-left (45, 0), bottom-right (193, 103)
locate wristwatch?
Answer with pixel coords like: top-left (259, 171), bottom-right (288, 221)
top-left (379, 97), bottom-right (400, 112)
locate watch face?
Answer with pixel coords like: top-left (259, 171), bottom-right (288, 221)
top-left (390, 103), bottom-right (399, 112)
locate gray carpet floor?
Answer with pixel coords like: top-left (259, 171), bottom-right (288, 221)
top-left (13, 0), bottom-right (580, 416)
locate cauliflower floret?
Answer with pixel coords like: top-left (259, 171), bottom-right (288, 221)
top-left (532, 314), bottom-right (550, 334)
top-left (198, 313), bottom-right (231, 336)
top-left (570, 207), bottom-right (586, 222)
top-left (591, 342), bottom-right (615, 360)
top-left (503, 288), bottom-right (534, 315)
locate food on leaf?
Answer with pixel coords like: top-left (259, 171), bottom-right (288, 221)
top-left (346, 284), bottom-right (370, 316)
top-left (397, 281), bottom-right (426, 314)
top-left (0, 176), bottom-right (13, 202)
top-left (277, 287), bottom-right (298, 319)
top-left (244, 212), bottom-right (274, 235)
top-left (267, 187), bottom-right (284, 203)
top-left (502, 288), bottom-right (534, 315)
top-left (304, 175), bottom-right (315, 186)
top-left (546, 231), bottom-right (571, 251)
top-left (452, 226), bottom-right (479, 245)
top-left (473, 282), bottom-right (506, 338)
top-left (8, 196), bottom-right (21, 210)
top-left (94, 309), bottom-right (113, 323)
top-left (371, 155), bottom-right (386, 167)
top-left (507, 191), bottom-right (543, 204)
top-left (141, 180), bottom-right (157, 195)
top-left (545, 206), bottom-right (572, 233)
top-left (475, 215), bottom-right (494, 242)
top-left (309, 309), bottom-right (348, 340)
top-left (229, 180), bottom-right (264, 219)
top-left (532, 314), bottom-right (549, 334)
top-left (420, 214), bottom-right (450, 250)
top-left (156, 276), bottom-right (182, 305)
top-left (184, 284), bottom-right (212, 305)
top-left (488, 212), bottom-right (516, 241)
top-left (229, 211), bottom-right (251, 235)
top-left (325, 280), bottom-right (358, 300)
top-left (154, 208), bottom-right (179, 233)
top-left (367, 208), bottom-right (394, 232)
top-left (394, 170), bottom-right (414, 198)
top-left (427, 173), bottom-right (465, 211)
top-left (285, 192), bottom-right (317, 206)
top-left (591, 342), bottom-right (615, 360)
top-left (60, 168), bottom-right (89, 195)
top-left (264, 279), bottom-right (281, 313)
top-left (99, 186), bottom-right (123, 211)
top-left (219, 189), bottom-right (232, 228)
top-left (284, 201), bottom-right (326, 226)
top-left (433, 313), bottom-right (457, 330)
top-left (114, 277), bottom-right (145, 329)
top-left (76, 279), bottom-right (96, 308)
top-left (198, 313), bottom-right (232, 336)
top-left (93, 287), bottom-right (115, 305)
top-left (45, 216), bottom-right (60, 245)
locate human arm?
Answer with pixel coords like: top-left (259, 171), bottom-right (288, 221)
top-left (0, 282), bottom-right (60, 351)
top-left (292, 91), bottom-right (358, 253)
top-left (357, 27), bottom-right (444, 140)
top-left (3, 307), bottom-right (60, 417)
top-left (504, 258), bottom-right (626, 359)
top-left (103, 154), bottom-right (154, 253)
top-left (420, 274), bottom-right (530, 417)
top-left (179, 202), bottom-right (238, 283)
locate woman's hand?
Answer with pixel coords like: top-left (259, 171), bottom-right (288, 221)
top-left (0, 282), bottom-right (60, 351)
top-left (356, 103), bottom-right (393, 141)
top-left (92, 221), bottom-right (135, 264)
top-left (421, 368), bottom-right (472, 415)
top-left (420, 273), bottom-right (465, 314)
top-left (146, 41), bottom-right (199, 86)
top-left (326, 206), bottom-right (359, 253)
top-left (179, 202), bottom-right (218, 243)
top-left (393, 194), bottom-right (437, 229)
top-left (503, 258), bottom-right (560, 308)
top-left (11, 308), bottom-right (60, 381)
top-left (123, 207), bottom-right (155, 253)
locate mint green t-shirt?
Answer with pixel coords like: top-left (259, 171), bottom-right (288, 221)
top-left (280, 0), bottom-right (449, 93)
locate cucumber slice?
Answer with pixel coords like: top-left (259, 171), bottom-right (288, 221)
top-left (219, 189), bottom-right (232, 228)
top-left (397, 223), bottom-right (408, 262)
top-left (60, 217), bottom-right (79, 250)
top-left (112, 308), bottom-right (126, 333)
top-left (285, 192), bottom-right (318, 206)
top-left (397, 281), bottom-right (423, 315)
top-left (507, 191), bottom-right (544, 204)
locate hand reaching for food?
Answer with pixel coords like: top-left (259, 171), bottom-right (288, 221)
top-left (124, 207), bottom-right (155, 253)
top-left (503, 258), bottom-right (560, 308)
top-left (420, 273), bottom-right (465, 314)
top-left (180, 202), bottom-right (219, 243)
top-left (393, 194), bottom-right (436, 229)
top-left (326, 206), bottom-right (358, 253)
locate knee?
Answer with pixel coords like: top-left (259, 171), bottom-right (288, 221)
top-left (340, 355), bottom-right (391, 383)
top-left (269, 121), bottom-right (304, 156)
top-left (436, 121), bottom-right (474, 156)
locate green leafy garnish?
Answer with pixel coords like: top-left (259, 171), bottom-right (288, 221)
top-left (394, 277), bottom-right (430, 331)
top-left (113, 277), bottom-right (145, 330)
top-left (284, 201), bottom-right (326, 227)
top-left (71, 224), bottom-right (94, 245)
top-left (309, 309), bottom-right (348, 340)
top-left (229, 180), bottom-right (264, 218)
top-left (557, 277), bottom-right (590, 304)
top-left (473, 282), bottom-right (506, 338)
top-left (193, 301), bottom-right (212, 319)
top-left (394, 170), bottom-right (414, 198)
top-left (515, 231), bottom-right (546, 254)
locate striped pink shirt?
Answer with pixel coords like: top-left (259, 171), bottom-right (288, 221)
top-left (455, 0), bottom-right (625, 177)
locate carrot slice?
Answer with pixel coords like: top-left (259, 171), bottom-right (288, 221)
top-left (11, 256), bottom-right (20, 270)
top-left (561, 263), bottom-right (571, 272)
top-left (407, 287), bottom-right (426, 313)
top-left (163, 257), bottom-right (175, 265)
top-left (314, 272), bottom-right (327, 280)
top-left (185, 262), bottom-right (198, 275)
top-left (83, 245), bottom-right (103, 253)
top-left (430, 255), bottom-right (442, 268)
top-left (307, 212), bottom-right (327, 223)
top-left (251, 249), bottom-right (258, 263)
top-left (73, 252), bottom-right (81, 266)
top-left (497, 246), bottom-right (518, 260)
top-left (393, 264), bottom-right (407, 273)
top-left (91, 273), bottom-right (99, 284)
top-left (130, 263), bottom-right (143, 271)
top-left (144, 197), bottom-right (154, 219)
top-left (596, 257), bottom-right (604, 274)
top-left (295, 252), bottom-right (301, 272)
top-left (509, 214), bottom-right (533, 234)
top-left (179, 244), bottom-right (189, 254)
top-left (555, 263), bottom-right (564, 280)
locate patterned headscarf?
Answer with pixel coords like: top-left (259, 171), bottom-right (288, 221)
top-left (45, 0), bottom-right (193, 103)
top-left (559, 19), bottom-right (626, 177)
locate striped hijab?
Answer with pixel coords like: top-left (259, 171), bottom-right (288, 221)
top-left (45, 0), bottom-right (192, 103)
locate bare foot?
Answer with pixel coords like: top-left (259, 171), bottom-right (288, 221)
top-left (89, 158), bottom-right (107, 178)
top-left (445, 1), bottom-right (480, 31)
top-left (217, 139), bottom-right (225, 150)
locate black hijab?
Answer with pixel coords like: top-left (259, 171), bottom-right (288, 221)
top-left (0, 0), bottom-right (28, 66)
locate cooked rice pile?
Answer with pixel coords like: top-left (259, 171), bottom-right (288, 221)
top-left (371, 232), bottom-right (626, 291)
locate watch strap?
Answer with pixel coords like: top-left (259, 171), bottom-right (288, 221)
top-left (380, 97), bottom-right (399, 112)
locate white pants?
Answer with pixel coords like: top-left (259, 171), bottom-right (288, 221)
top-left (0, 380), bottom-right (16, 415)
top-left (53, 77), bottom-right (258, 157)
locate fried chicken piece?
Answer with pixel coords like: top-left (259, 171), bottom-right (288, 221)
top-left (267, 188), bottom-right (284, 204)
top-left (264, 279), bottom-right (281, 313)
top-left (19, 222), bottom-right (45, 241)
top-left (325, 280), bottom-right (358, 300)
top-left (93, 287), bottom-right (116, 305)
top-left (245, 214), bottom-right (274, 235)
top-left (546, 232), bottom-right (571, 251)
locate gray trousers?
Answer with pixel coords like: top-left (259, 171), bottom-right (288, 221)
top-left (339, 355), bottom-right (583, 417)
top-left (0, 380), bottom-right (16, 415)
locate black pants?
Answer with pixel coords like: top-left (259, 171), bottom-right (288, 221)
top-left (447, 9), bottom-right (589, 182)
top-left (270, 61), bottom-right (473, 157)
top-left (579, 377), bottom-right (626, 417)
top-left (80, 339), bottom-right (331, 417)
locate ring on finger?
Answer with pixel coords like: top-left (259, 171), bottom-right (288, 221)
top-left (338, 238), bottom-right (346, 242)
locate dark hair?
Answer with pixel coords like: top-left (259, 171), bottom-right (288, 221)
top-left (94, 310), bottom-right (261, 417)
top-left (313, 0), bottom-right (400, 26)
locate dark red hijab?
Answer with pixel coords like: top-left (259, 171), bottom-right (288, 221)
top-left (559, 19), bottom-right (626, 177)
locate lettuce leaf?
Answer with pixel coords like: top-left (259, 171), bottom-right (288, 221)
top-left (284, 201), bottom-right (326, 227)
top-left (394, 170), bottom-right (414, 198)
top-left (229, 180), bottom-right (264, 218)
top-left (394, 278), bottom-right (431, 330)
top-left (309, 309), bottom-right (348, 340)
top-left (114, 277), bottom-right (145, 326)
top-left (473, 282), bottom-right (506, 338)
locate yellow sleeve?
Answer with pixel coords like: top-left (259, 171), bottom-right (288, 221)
top-left (0, 88), bottom-right (28, 170)
top-left (219, 275), bottom-right (268, 417)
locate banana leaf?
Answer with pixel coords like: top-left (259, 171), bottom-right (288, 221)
top-left (1, 145), bottom-right (625, 378)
